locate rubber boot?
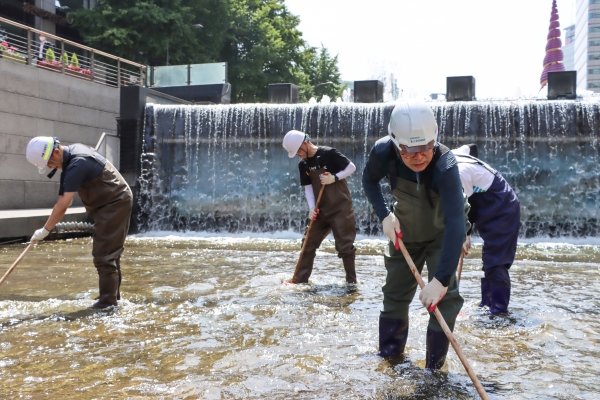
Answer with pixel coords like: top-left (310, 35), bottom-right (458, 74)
top-left (378, 317), bottom-right (409, 357)
top-left (425, 328), bottom-right (450, 370)
top-left (486, 265), bottom-right (511, 314)
top-left (341, 253), bottom-right (357, 284)
top-left (93, 268), bottom-right (119, 309)
top-left (479, 277), bottom-right (491, 308)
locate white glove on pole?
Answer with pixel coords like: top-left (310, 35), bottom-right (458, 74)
top-left (308, 208), bottom-right (319, 221)
top-left (31, 227), bottom-right (50, 242)
top-left (319, 172), bottom-right (335, 185)
top-left (463, 235), bottom-right (471, 255)
top-left (382, 212), bottom-right (401, 243)
top-left (419, 277), bottom-right (448, 311)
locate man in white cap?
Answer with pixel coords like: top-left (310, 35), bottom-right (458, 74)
top-left (26, 136), bottom-right (132, 309)
top-left (452, 144), bottom-right (520, 315)
top-left (362, 100), bottom-right (469, 369)
top-left (282, 130), bottom-right (357, 284)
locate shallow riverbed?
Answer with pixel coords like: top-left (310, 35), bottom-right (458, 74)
top-left (0, 236), bottom-right (599, 399)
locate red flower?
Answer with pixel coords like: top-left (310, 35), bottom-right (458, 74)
top-left (1, 41), bottom-right (7, 47)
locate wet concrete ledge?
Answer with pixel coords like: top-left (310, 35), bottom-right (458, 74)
top-left (0, 207), bottom-right (89, 243)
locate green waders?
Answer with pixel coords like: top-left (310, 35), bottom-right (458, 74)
top-left (379, 177), bottom-right (464, 369)
top-left (293, 167), bottom-right (357, 284)
top-left (78, 160), bottom-right (133, 309)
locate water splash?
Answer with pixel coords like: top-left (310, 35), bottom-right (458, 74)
top-left (138, 100), bottom-right (600, 237)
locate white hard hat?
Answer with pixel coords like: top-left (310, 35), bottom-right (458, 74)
top-left (451, 145), bottom-right (471, 156)
top-left (26, 136), bottom-right (55, 173)
top-left (282, 130), bottom-right (307, 158)
top-left (388, 100), bottom-right (438, 149)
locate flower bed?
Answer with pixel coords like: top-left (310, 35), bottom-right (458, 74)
top-left (1, 41), bottom-right (26, 64)
top-left (36, 60), bottom-right (92, 79)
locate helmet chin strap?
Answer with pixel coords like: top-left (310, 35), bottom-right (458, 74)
top-left (47, 168), bottom-right (58, 179)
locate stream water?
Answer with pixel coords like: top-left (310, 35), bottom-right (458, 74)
top-left (0, 235), bottom-right (599, 399)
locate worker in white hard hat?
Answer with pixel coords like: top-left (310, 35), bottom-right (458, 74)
top-left (362, 100), bottom-right (469, 369)
top-left (25, 136), bottom-right (132, 309)
top-left (282, 130), bottom-right (357, 284)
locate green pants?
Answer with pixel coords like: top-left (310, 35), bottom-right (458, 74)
top-left (381, 234), bottom-right (464, 332)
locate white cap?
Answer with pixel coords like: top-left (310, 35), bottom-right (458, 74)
top-left (451, 145), bottom-right (471, 156)
top-left (388, 100), bottom-right (438, 149)
top-left (26, 136), bottom-right (54, 173)
top-left (282, 130), bottom-right (306, 158)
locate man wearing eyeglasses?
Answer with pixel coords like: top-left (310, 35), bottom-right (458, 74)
top-left (282, 130), bottom-right (357, 284)
top-left (362, 100), bottom-right (468, 370)
top-left (25, 136), bottom-right (132, 309)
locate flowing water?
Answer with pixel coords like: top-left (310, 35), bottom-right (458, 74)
top-left (1, 235), bottom-right (599, 399)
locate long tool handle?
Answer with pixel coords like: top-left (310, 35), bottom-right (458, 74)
top-left (456, 252), bottom-right (465, 284)
top-left (291, 185), bottom-right (326, 283)
top-left (396, 239), bottom-right (489, 400)
top-left (0, 242), bottom-right (36, 288)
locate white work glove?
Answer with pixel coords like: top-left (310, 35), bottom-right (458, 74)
top-left (319, 172), bottom-right (336, 185)
top-left (382, 212), bottom-right (401, 243)
top-left (463, 235), bottom-right (471, 255)
top-left (308, 208), bottom-right (320, 221)
top-left (419, 278), bottom-right (448, 311)
top-left (31, 227), bottom-right (50, 242)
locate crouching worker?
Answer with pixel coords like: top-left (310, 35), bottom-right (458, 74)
top-left (25, 136), bottom-right (133, 309)
top-left (362, 100), bottom-right (468, 369)
top-left (282, 130), bottom-right (357, 284)
top-left (452, 144), bottom-right (520, 315)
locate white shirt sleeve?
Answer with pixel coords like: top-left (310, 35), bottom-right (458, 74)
top-left (335, 162), bottom-right (356, 180)
top-left (304, 185), bottom-right (316, 209)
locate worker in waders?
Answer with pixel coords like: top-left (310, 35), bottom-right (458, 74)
top-left (362, 100), bottom-right (469, 369)
top-left (26, 136), bottom-right (132, 309)
top-left (282, 130), bottom-right (357, 284)
top-left (452, 144), bottom-right (520, 315)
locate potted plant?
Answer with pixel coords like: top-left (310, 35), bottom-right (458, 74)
top-left (65, 52), bottom-right (92, 79)
top-left (38, 48), bottom-right (63, 71)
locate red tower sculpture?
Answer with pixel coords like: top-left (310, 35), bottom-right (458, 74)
top-left (540, 0), bottom-right (565, 89)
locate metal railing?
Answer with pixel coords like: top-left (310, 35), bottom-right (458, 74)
top-left (0, 16), bottom-right (146, 88)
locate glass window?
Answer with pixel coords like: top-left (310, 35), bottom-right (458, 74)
top-left (591, 26), bottom-right (600, 32)
top-left (587, 82), bottom-right (600, 88)
top-left (590, 12), bottom-right (600, 18)
top-left (189, 63), bottom-right (228, 85)
top-left (589, 54), bottom-right (600, 60)
top-left (591, 0), bottom-right (600, 4)
top-left (589, 40), bottom-right (600, 46)
top-left (588, 68), bottom-right (600, 74)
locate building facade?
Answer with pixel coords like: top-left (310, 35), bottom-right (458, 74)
top-left (575, 0), bottom-right (600, 92)
top-left (563, 24), bottom-right (575, 70)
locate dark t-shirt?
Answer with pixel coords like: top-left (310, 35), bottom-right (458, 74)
top-left (298, 146), bottom-right (351, 186)
top-left (58, 144), bottom-right (105, 195)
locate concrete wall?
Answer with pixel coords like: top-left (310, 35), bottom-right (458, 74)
top-left (0, 57), bottom-right (120, 210)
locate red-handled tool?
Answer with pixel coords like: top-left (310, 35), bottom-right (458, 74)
top-left (394, 230), bottom-right (402, 250)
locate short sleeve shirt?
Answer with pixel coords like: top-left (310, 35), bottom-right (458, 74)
top-left (59, 144), bottom-right (105, 195)
top-left (298, 146), bottom-right (351, 186)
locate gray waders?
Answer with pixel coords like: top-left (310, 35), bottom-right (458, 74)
top-left (78, 157), bottom-right (132, 309)
top-left (293, 167), bottom-right (357, 284)
top-left (379, 176), bottom-right (464, 369)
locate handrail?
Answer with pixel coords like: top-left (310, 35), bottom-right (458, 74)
top-left (0, 16), bottom-right (145, 68)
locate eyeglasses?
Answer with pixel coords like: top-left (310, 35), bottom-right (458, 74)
top-left (398, 141), bottom-right (434, 158)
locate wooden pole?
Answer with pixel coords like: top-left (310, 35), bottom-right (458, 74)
top-left (0, 242), bottom-right (36, 288)
top-left (456, 252), bottom-right (465, 283)
top-left (291, 185), bottom-right (326, 283)
top-left (396, 238), bottom-right (489, 399)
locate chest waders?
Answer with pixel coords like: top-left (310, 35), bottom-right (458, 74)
top-left (379, 175), bottom-right (464, 369)
top-left (73, 147), bottom-right (133, 309)
top-left (456, 154), bottom-right (519, 315)
top-left (293, 167), bottom-right (357, 283)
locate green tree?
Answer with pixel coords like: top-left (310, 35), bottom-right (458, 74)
top-left (300, 45), bottom-right (345, 102)
top-left (69, 0), bottom-right (227, 65)
top-left (221, 0), bottom-right (310, 103)
top-left (69, 0), bottom-right (345, 104)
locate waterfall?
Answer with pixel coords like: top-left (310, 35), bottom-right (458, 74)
top-left (138, 100), bottom-right (600, 237)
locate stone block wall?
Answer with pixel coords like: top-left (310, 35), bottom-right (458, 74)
top-left (0, 58), bottom-right (120, 210)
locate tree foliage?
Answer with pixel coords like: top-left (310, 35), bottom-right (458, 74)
top-left (70, 0), bottom-right (344, 103)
